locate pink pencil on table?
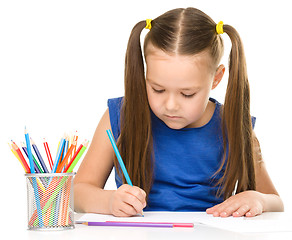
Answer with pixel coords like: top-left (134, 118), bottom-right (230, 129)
top-left (106, 221), bottom-right (194, 228)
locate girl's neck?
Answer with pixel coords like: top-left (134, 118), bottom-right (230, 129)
top-left (186, 100), bottom-right (216, 128)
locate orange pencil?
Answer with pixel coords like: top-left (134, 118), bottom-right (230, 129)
top-left (63, 140), bottom-right (84, 173)
top-left (56, 141), bottom-right (76, 173)
top-left (11, 141), bottom-right (30, 173)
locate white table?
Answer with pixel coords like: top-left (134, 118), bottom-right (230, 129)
top-left (5, 212), bottom-right (292, 240)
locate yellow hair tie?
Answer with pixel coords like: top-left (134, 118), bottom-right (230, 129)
top-left (216, 21), bottom-right (224, 34)
top-left (145, 19), bottom-right (152, 30)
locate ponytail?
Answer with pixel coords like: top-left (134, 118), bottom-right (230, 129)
top-left (216, 24), bottom-right (256, 199)
top-left (117, 21), bottom-right (153, 198)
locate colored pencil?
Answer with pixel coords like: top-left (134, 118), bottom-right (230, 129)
top-left (56, 141), bottom-right (76, 173)
top-left (21, 142), bottom-right (42, 173)
top-left (73, 131), bottom-right (78, 156)
top-left (24, 127), bottom-right (44, 227)
top-left (31, 138), bottom-right (49, 173)
top-left (43, 138), bottom-right (53, 170)
top-left (11, 141), bottom-right (30, 173)
top-left (82, 221), bottom-right (173, 228)
top-left (9, 143), bottom-right (27, 172)
top-left (63, 142), bottom-right (82, 172)
top-left (9, 142), bottom-right (22, 164)
top-left (60, 135), bottom-right (68, 162)
top-left (106, 221), bottom-right (194, 228)
top-left (25, 127), bottom-right (35, 174)
top-left (106, 129), bottom-right (145, 216)
top-left (106, 129), bottom-right (132, 185)
top-left (65, 140), bottom-right (89, 173)
top-left (52, 137), bottom-right (65, 173)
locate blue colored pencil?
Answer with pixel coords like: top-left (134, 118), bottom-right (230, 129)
top-left (21, 142), bottom-right (42, 173)
top-left (52, 137), bottom-right (65, 173)
top-left (25, 127), bottom-right (35, 174)
top-left (24, 127), bottom-right (44, 227)
top-left (106, 129), bottom-right (133, 186)
top-left (106, 129), bottom-right (145, 216)
top-left (31, 138), bottom-right (49, 173)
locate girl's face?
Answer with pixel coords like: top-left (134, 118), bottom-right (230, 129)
top-left (145, 46), bottom-right (222, 129)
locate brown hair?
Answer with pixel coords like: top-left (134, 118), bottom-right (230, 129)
top-left (116, 7), bottom-right (255, 200)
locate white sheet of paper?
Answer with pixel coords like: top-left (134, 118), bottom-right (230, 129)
top-left (75, 211), bottom-right (292, 233)
top-left (76, 211), bottom-right (202, 223)
top-left (193, 212), bottom-right (292, 233)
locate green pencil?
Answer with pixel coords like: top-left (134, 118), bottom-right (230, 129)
top-left (66, 140), bottom-right (89, 173)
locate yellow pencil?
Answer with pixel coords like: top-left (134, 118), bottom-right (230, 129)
top-left (8, 143), bottom-right (26, 172)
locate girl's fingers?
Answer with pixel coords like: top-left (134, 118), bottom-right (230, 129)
top-left (206, 206), bottom-right (216, 213)
top-left (219, 202), bottom-right (242, 217)
top-left (127, 186), bottom-right (147, 204)
top-left (121, 185), bottom-right (147, 206)
top-left (207, 201), bottom-right (242, 217)
top-left (232, 204), bottom-right (250, 217)
top-left (115, 202), bottom-right (137, 217)
top-left (206, 191), bottom-right (264, 218)
top-left (119, 185), bottom-right (146, 214)
top-left (123, 193), bottom-right (145, 213)
top-left (245, 207), bottom-right (261, 217)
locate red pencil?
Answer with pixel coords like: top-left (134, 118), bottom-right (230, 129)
top-left (11, 141), bottom-right (30, 173)
top-left (43, 138), bottom-right (53, 170)
top-left (63, 141), bottom-right (84, 173)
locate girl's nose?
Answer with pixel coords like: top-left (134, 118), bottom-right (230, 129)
top-left (165, 95), bottom-right (179, 112)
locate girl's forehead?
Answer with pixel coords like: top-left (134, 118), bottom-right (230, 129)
top-left (145, 44), bottom-right (213, 68)
top-left (145, 47), bottom-right (213, 77)
top-left (145, 49), bottom-right (214, 87)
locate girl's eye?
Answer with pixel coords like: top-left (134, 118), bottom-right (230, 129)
top-left (152, 88), bottom-right (165, 93)
top-left (182, 93), bottom-right (196, 98)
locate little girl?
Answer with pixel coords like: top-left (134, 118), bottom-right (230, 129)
top-left (74, 7), bottom-right (284, 217)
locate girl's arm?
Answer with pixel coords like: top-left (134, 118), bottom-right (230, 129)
top-left (74, 109), bottom-right (146, 216)
top-left (206, 132), bottom-right (284, 217)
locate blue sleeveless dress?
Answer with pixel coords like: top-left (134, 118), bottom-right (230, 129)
top-left (108, 97), bottom-right (255, 211)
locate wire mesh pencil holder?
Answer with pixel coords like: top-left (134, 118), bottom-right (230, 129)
top-left (25, 173), bottom-right (75, 230)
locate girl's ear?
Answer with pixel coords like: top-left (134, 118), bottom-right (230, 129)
top-left (212, 64), bottom-right (225, 90)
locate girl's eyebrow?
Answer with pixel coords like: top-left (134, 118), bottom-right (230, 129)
top-left (147, 78), bottom-right (200, 91)
top-left (146, 78), bottom-right (164, 87)
top-left (180, 87), bottom-right (200, 91)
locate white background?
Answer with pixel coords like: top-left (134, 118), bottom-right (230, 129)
top-left (0, 0), bottom-right (291, 228)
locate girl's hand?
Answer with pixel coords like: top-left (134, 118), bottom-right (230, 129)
top-left (109, 184), bottom-right (147, 217)
top-left (206, 190), bottom-right (265, 217)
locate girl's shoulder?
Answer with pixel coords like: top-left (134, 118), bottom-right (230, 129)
top-left (209, 97), bottom-right (256, 129)
top-left (107, 97), bottom-right (124, 141)
top-left (107, 96), bottom-right (124, 108)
